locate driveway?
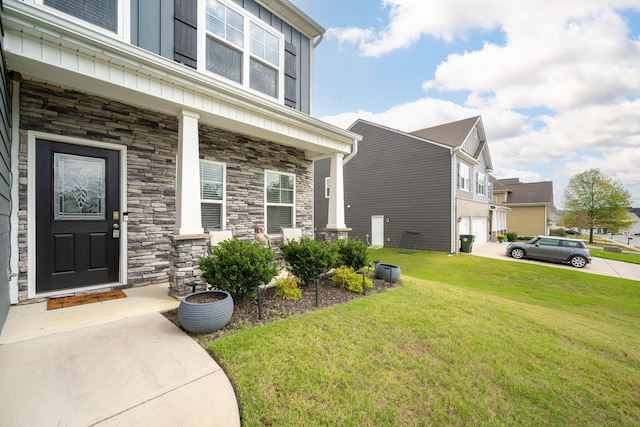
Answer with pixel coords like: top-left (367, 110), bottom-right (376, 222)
top-left (470, 243), bottom-right (640, 282)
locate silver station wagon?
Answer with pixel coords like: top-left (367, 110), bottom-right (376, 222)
top-left (505, 236), bottom-right (592, 268)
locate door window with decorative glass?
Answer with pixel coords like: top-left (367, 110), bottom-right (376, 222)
top-left (200, 161), bottom-right (226, 231)
top-left (265, 171), bottom-right (294, 234)
top-left (204, 0), bottom-right (283, 100)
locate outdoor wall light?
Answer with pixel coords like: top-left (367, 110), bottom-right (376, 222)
top-left (457, 217), bottom-right (462, 223)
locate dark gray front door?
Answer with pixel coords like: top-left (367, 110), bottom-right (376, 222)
top-left (36, 140), bottom-right (120, 293)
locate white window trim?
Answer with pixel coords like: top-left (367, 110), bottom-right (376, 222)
top-left (459, 162), bottom-right (469, 192)
top-left (198, 0), bottom-right (285, 103)
top-left (325, 177), bottom-right (330, 199)
top-left (264, 169), bottom-right (296, 235)
top-left (200, 159), bottom-right (227, 231)
top-left (34, 0), bottom-right (131, 41)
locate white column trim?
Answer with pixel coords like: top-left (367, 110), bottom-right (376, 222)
top-left (174, 109), bottom-right (203, 235)
top-left (326, 152), bottom-right (346, 229)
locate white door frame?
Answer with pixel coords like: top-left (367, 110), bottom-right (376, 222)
top-left (27, 131), bottom-right (128, 299)
top-left (371, 215), bottom-right (384, 247)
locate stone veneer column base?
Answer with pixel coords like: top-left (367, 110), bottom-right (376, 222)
top-left (322, 228), bottom-right (352, 242)
top-left (168, 234), bottom-right (210, 297)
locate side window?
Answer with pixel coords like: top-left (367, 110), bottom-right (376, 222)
top-left (459, 162), bottom-right (469, 191)
top-left (325, 177), bottom-right (330, 199)
top-left (562, 240), bottom-right (580, 248)
top-left (265, 170), bottom-right (295, 234)
top-left (200, 160), bottom-right (226, 231)
top-left (538, 238), bottom-right (560, 246)
top-left (476, 172), bottom-right (486, 195)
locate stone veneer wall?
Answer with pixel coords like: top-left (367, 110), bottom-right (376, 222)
top-left (17, 80), bottom-right (313, 302)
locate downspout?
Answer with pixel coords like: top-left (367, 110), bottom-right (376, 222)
top-left (342, 138), bottom-right (358, 165)
top-left (450, 147), bottom-right (461, 254)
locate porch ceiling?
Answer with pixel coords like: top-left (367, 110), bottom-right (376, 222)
top-left (2, 1), bottom-right (359, 159)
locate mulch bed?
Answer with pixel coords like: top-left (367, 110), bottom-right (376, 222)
top-left (163, 271), bottom-right (397, 347)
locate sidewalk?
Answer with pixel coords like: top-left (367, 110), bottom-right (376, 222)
top-left (470, 242), bottom-right (640, 281)
top-left (0, 284), bottom-right (241, 426)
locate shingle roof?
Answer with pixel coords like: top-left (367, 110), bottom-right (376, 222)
top-left (495, 178), bottom-right (554, 204)
top-left (410, 116), bottom-right (480, 148)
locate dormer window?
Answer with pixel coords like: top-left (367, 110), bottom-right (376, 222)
top-left (203, 0), bottom-right (284, 100)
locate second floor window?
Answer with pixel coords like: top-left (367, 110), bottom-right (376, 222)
top-left (205, 0), bottom-right (283, 99)
top-left (43, 0), bottom-right (118, 34)
top-left (477, 172), bottom-right (486, 195)
top-left (459, 162), bottom-right (469, 191)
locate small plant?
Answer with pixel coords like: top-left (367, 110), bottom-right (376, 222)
top-left (280, 237), bottom-right (339, 284)
top-left (506, 231), bottom-right (518, 242)
top-left (497, 234), bottom-right (506, 241)
top-left (274, 276), bottom-right (302, 300)
top-left (331, 266), bottom-right (373, 293)
top-left (199, 237), bottom-right (278, 300)
top-left (334, 238), bottom-right (369, 270)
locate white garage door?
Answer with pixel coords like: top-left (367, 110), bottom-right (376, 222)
top-left (472, 218), bottom-right (487, 244)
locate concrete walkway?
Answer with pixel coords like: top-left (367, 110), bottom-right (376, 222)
top-left (470, 242), bottom-right (640, 282)
top-left (0, 284), bottom-right (241, 427)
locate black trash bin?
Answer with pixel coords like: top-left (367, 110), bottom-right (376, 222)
top-left (459, 234), bottom-right (475, 253)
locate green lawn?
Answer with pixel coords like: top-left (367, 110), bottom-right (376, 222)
top-left (209, 249), bottom-right (640, 426)
top-left (591, 249), bottom-right (640, 264)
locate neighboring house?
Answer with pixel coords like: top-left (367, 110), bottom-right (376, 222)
top-left (0, 0), bottom-right (360, 309)
top-left (315, 116), bottom-right (501, 253)
top-left (493, 178), bottom-right (555, 237)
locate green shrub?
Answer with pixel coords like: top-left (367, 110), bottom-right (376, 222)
top-left (331, 266), bottom-right (373, 293)
top-left (550, 228), bottom-right (566, 237)
top-left (280, 237), bottom-right (338, 284)
top-left (334, 238), bottom-right (369, 270)
top-left (519, 236), bottom-right (535, 241)
top-left (497, 234), bottom-right (506, 241)
top-left (506, 231), bottom-right (518, 242)
top-left (198, 237), bottom-right (278, 300)
top-left (274, 276), bottom-right (302, 300)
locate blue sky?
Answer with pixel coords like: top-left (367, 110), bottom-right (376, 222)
top-left (291, 0), bottom-right (640, 209)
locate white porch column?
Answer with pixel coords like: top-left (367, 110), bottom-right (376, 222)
top-left (174, 109), bottom-right (203, 235)
top-left (327, 152), bottom-right (347, 229)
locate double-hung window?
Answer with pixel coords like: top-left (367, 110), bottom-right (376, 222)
top-left (325, 177), bottom-right (330, 199)
top-left (265, 170), bottom-right (294, 234)
top-left (40, 0), bottom-right (127, 38)
top-left (200, 160), bottom-right (226, 231)
top-left (476, 172), bottom-right (486, 195)
top-left (459, 162), bottom-right (470, 191)
top-left (204, 0), bottom-right (283, 100)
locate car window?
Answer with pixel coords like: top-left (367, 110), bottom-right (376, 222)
top-left (537, 238), bottom-right (560, 246)
top-left (561, 240), bottom-right (582, 248)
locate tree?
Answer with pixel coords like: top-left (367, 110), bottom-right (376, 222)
top-left (563, 169), bottom-right (632, 243)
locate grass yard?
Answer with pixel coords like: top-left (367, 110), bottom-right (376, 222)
top-left (209, 249), bottom-right (640, 426)
top-left (590, 249), bottom-right (640, 264)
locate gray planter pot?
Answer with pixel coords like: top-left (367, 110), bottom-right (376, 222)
top-left (178, 290), bottom-right (234, 334)
top-left (374, 263), bottom-right (401, 283)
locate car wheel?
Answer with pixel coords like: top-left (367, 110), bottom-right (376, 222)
top-left (510, 248), bottom-right (525, 259)
top-left (570, 256), bottom-right (587, 268)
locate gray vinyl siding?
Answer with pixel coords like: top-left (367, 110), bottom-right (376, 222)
top-left (0, 6), bottom-right (12, 331)
top-left (315, 121), bottom-right (453, 252)
top-left (130, 0), bottom-right (313, 114)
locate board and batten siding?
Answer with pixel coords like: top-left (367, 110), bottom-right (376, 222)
top-left (0, 6), bottom-right (12, 331)
top-left (315, 120), bottom-right (453, 252)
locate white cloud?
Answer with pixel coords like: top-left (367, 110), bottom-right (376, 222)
top-left (322, 0), bottom-right (640, 206)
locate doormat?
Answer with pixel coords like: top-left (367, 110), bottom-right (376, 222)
top-left (47, 289), bottom-right (127, 310)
